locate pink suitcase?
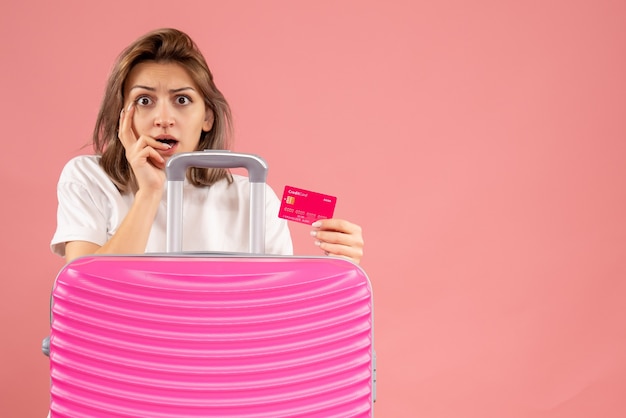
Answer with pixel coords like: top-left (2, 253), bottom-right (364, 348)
top-left (45, 152), bottom-right (375, 417)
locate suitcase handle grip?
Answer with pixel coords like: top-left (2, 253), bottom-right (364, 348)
top-left (165, 150), bottom-right (268, 183)
top-left (165, 151), bottom-right (268, 254)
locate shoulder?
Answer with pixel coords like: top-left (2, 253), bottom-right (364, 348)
top-left (57, 155), bottom-right (122, 198)
top-left (58, 155), bottom-right (104, 182)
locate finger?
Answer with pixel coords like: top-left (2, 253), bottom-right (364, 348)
top-left (118, 103), bottom-right (138, 149)
top-left (311, 218), bottom-right (364, 264)
top-left (316, 240), bottom-right (363, 264)
top-left (136, 134), bottom-right (174, 152)
top-left (146, 147), bottom-right (166, 169)
top-left (311, 219), bottom-right (364, 247)
top-left (312, 218), bottom-right (361, 235)
top-left (311, 229), bottom-right (363, 248)
top-left (127, 139), bottom-right (166, 168)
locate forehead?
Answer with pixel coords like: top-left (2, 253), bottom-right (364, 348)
top-left (125, 61), bottom-right (199, 91)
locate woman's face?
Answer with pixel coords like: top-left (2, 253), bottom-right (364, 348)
top-left (123, 61), bottom-right (213, 157)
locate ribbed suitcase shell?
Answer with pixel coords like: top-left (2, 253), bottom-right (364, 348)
top-left (49, 255), bottom-right (374, 417)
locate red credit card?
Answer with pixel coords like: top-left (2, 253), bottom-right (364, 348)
top-left (278, 185), bottom-right (337, 225)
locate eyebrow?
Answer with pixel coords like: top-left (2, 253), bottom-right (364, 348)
top-left (129, 85), bottom-right (196, 93)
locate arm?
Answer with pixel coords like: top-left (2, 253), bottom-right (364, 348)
top-left (310, 219), bottom-right (364, 264)
top-left (64, 189), bottom-right (162, 262)
top-left (64, 104), bottom-right (171, 263)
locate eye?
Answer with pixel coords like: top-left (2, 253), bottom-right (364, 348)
top-left (135, 96), bottom-right (153, 106)
top-left (175, 95), bottom-right (192, 105)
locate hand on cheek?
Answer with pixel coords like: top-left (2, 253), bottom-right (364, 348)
top-left (310, 219), bottom-right (364, 264)
top-left (118, 103), bottom-right (169, 191)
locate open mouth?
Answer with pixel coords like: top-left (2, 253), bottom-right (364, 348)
top-left (156, 138), bottom-right (178, 148)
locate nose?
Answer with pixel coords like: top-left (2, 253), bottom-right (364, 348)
top-left (154, 103), bottom-right (175, 128)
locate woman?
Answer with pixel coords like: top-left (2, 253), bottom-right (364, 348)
top-left (51, 28), bottom-right (364, 263)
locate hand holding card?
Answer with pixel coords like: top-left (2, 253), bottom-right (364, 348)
top-left (278, 185), bottom-right (363, 264)
top-left (310, 218), bottom-right (365, 265)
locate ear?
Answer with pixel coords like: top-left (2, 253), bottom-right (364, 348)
top-left (202, 108), bottom-right (215, 132)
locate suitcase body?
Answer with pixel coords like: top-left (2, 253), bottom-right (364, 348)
top-left (47, 152), bottom-right (375, 416)
top-left (49, 255), bottom-right (374, 417)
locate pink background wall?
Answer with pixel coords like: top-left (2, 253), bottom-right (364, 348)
top-left (1, 1), bottom-right (625, 416)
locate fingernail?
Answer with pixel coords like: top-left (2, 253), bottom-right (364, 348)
top-left (312, 221), bottom-right (322, 228)
top-left (310, 230), bottom-right (317, 237)
top-left (314, 240), bottom-right (321, 247)
top-left (127, 103), bottom-right (133, 111)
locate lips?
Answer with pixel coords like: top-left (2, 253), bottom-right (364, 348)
top-left (157, 139), bottom-right (177, 149)
top-left (155, 136), bottom-right (179, 150)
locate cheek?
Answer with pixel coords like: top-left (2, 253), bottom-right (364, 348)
top-left (190, 112), bottom-right (210, 133)
top-left (131, 109), bottom-right (153, 130)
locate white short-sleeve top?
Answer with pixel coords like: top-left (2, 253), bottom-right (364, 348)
top-left (51, 155), bottom-right (293, 257)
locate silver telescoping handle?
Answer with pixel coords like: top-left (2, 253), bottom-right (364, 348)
top-left (165, 151), bottom-right (268, 254)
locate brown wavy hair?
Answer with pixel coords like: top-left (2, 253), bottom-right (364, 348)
top-left (93, 28), bottom-right (233, 192)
